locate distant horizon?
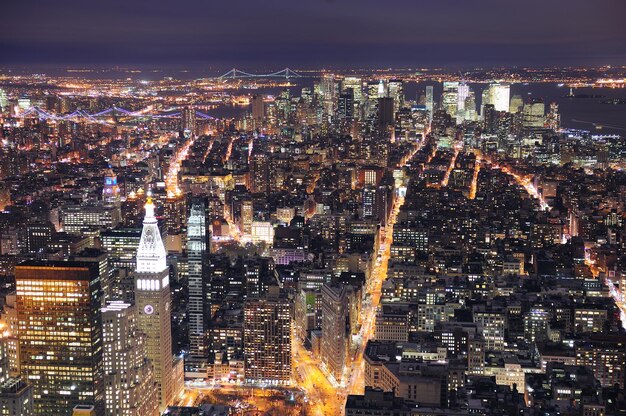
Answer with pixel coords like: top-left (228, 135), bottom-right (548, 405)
top-left (2, 0), bottom-right (625, 71)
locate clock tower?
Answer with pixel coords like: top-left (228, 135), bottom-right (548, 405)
top-left (134, 193), bottom-right (175, 412)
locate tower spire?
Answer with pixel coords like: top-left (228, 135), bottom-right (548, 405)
top-left (136, 192), bottom-right (167, 273)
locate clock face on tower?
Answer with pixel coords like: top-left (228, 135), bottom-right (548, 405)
top-left (144, 304), bottom-right (155, 315)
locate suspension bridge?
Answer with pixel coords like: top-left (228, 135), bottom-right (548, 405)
top-left (15, 106), bottom-right (218, 124)
top-left (217, 67), bottom-right (302, 80)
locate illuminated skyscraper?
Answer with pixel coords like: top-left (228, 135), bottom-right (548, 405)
top-left (101, 301), bottom-right (158, 416)
top-left (251, 94), bottom-right (264, 124)
top-left (0, 320), bottom-right (33, 416)
top-left (133, 195), bottom-right (176, 412)
top-left (186, 198), bottom-right (209, 371)
top-left (0, 89), bottom-right (7, 111)
top-left (103, 169), bottom-right (120, 205)
top-left (181, 106), bottom-right (196, 136)
top-left (15, 261), bottom-right (105, 416)
top-left (489, 83), bottom-right (511, 112)
top-left (243, 287), bottom-right (292, 386)
top-left (442, 82), bottom-right (459, 117)
top-left (388, 79), bottom-right (404, 113)
top-left (425, 85), bottom-right (434, 120)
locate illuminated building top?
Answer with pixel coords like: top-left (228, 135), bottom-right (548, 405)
top-left (136, 193), bottom-right (167, 273)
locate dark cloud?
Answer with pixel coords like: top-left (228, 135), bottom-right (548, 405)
top-left (1, 0), bottom-right (625, 69)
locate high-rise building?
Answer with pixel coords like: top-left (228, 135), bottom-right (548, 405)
top-left (321, 284), bottom-right (349, 384)
top-left (251, 95), bottom-right (264, 123)
top-left (489, 83), bottom-right (511, 112)
top-left (243, 287), bottom-right (292, 386)
top-left (388, 79), bottom-right (404, 113)
top-left (15, 261), bottom-right (105, 416)
top-left (181, 106), bottom-right (196, 136)
top-left (186, 198), bottom-right (209, 371)
top-left (425, 85), bottom-right (434, 121)
top-left (442, 81), bottom-right (459, 117)
top-left (101, 301), bottom-right (158, 416)
top-left (250, 153), bottom-right (269, 194)
top-left (523, 98), bottom-right (546, 127)
top-left (0, 321), bottom-right (33, 416)
top-left (133, 195), bottom-right (177, 412)
top-left (509, 94), bottom-right (524, 113)
top-left (337, 89), bottom-right (355, 120)
top-left (0, 89), bottom-right (7, 111)
top-left (103, 169), bottom-right (121, 205)
top-left (62, 204), bottom-right (121, 236)
top-left (342, 77), bottom-right (362, 117)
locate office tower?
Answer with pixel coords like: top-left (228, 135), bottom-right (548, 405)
top-left (250, 152), bottom-right (269, 194)
top-left (489, 83), bottom-right (511, 112)
top-left (377, 97), bottom-right (394, 129)
top-left (186, 198), bottom-right (209, 370)
top-left (102, 169), bottom-right (120, 205)
top-left (342, 77), bottom-right (363, 103)
top-left (100, 228), bottom-right (142, 271)
top-left (457, 82), bottom-right (470, 114)
top-left (320, 73), bottom-right (336, 116)
top-left (481, 87), bottom-right (492, 115)
top-left (362, 186), bottom-right (376, 218)
top-left (387, 79), bottom-right (404, 113)
top-left (181, 106), bottom-right (196, 135)
top-left (163, 190), bottom-right (186, 234)
top-left (0, 88), bottom-right (7, 111)
top-left (482, 104), bottom-right (497, 134)
top-left (62, 204), bottom-right (121, 235)
top-left (522, 98), bottom-right (545, 127)
top-left (509, 94), bottom-right (524, 113)
top-left (101, 301), bottom-right (158, 416)
top-left (25, 222), bottom-right (54, 253)
top-left (73, 248), bottom-right (111, 305)
top-left (337, 89), bottom-right (354, 120)
top-left (546, 102), bottom-right (560, 130)
top-left (342, 77), bottom-right (363, 118)
top-left (321, 283), bottom-right (349, 384)
top-left (133, 195), bottom-right (175, 412)
top-left (251, 94), bottom-right (264, 122)
top-left (241, 199), bottom-right (253, 235)
top-left (243, 287), bottom-right (292, 386)
top-left (442, 81), bottom-right (459, 117)
top-left (425, 85), bottom-right (434, 120)
top-left (15, 261), bottom-right (105, 416)
top-left (0, 323), bottom-right (33, 416)
top-left (463, 92), bottom-right (477, 122)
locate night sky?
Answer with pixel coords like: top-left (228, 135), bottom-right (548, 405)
top-left (2, 0), bottom-right (625, 70)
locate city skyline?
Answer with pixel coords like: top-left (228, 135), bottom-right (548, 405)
top-left (1, 2), bottom-right (626, 415)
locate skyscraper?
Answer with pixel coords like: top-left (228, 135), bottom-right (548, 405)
top-left (103, 169), bottom-right (121, 205)
top-left (251, 94), bottom-right (264, 123)
top-left (181, 106), bottom-right (196, 136)
top-left (15, 261), bottom-right (105, 416)
top-left (0, 321), bottom-right (33, 416)
top-left (442, 81), bottom-right (459, 117)
top-left (321, 283), bottom-right (350, 384)
top-left (133, 195), bottom-right (176, 412)
top-left (186, 198), bottom-right (209, 371)
top-left (243, 287), bottom-right (292, 386)
top-left (101, 301), bottom-right (158, 416)
top-left (425, 85), bottom-right (434, 121)
top-left (489, 83), bottom-right (511, 112)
